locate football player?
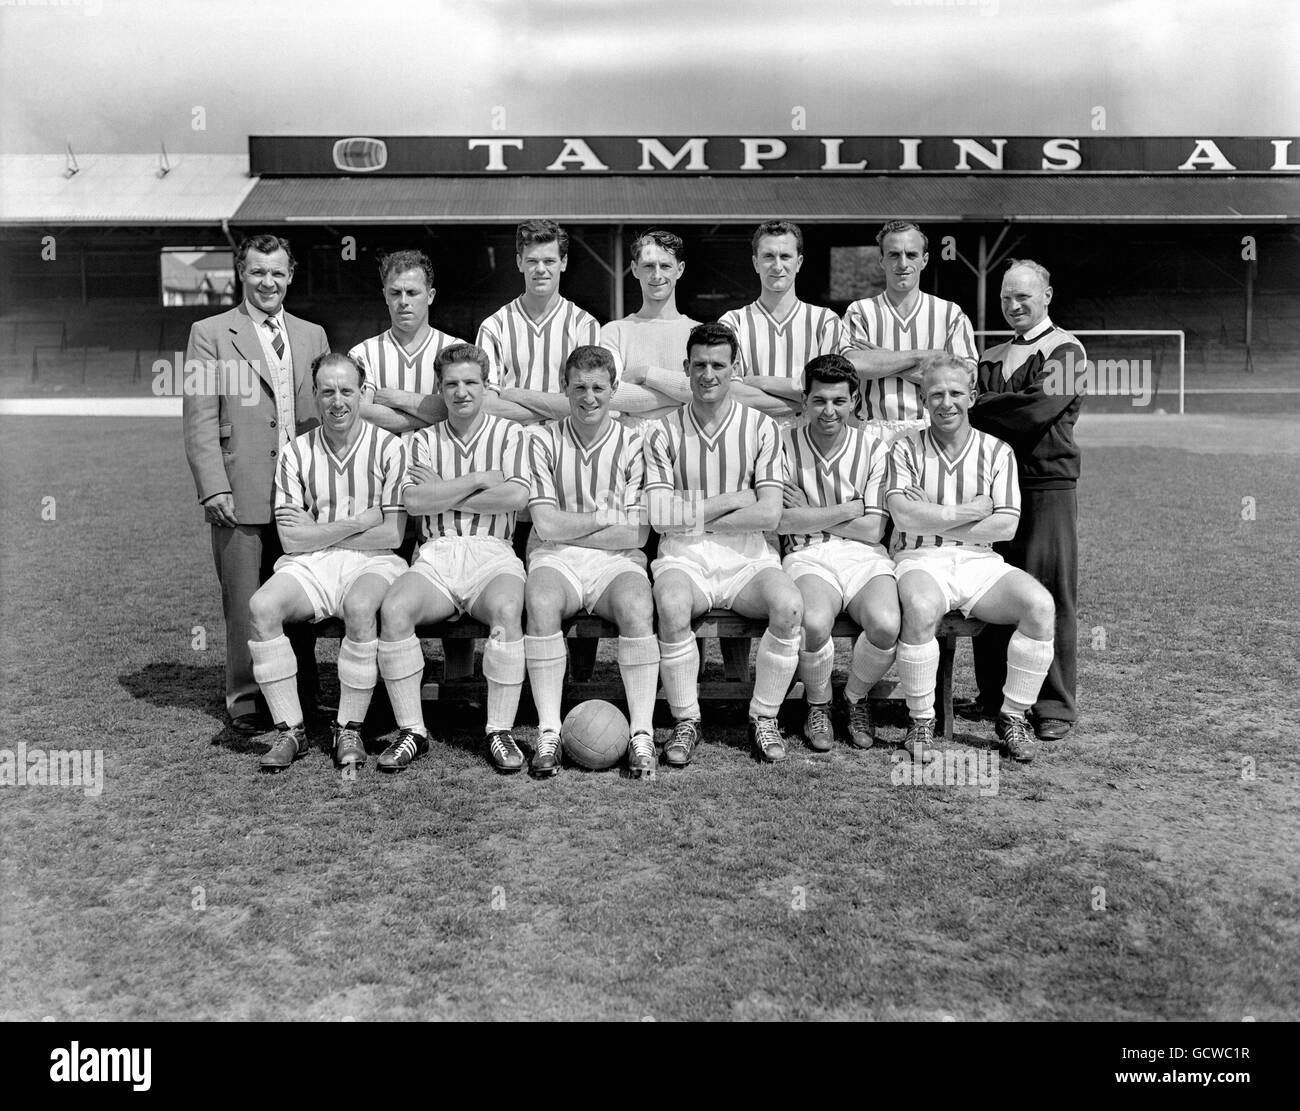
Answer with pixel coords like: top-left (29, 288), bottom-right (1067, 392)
top-left (376, 344), bottom-right (532, 773)
top-left (644, 323), bottom-right (804, 767)
top-left (351, 249), bottom-right (467, 435)
top-left (720, 221), bottom-right (843, 412)
top-left (777, 354), bottom-right (900, 752)
top-left (599, 228), bottom-right (698, 422)
top-left (247, 352), bottom-right (408, 772)
top-left (476, 219), bottom-right (601, 421)
top-left (523, 346), bottom-right (659, 779)
top-left (887, 355), bottom-right (1056, 764)
top-left (843, 220), bottom-right (977, 443)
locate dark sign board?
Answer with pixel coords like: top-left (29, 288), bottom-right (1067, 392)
top-left (249, 135), bottom-right (1300, 176)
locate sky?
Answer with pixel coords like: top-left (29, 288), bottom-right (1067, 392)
top-left (1, 0), bottom-right (1296, 154)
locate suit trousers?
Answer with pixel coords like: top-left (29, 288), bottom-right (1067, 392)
top-left (973, 486), bottom-right (1078, 723)
top-left (210, 522), bottom-right (318, 718)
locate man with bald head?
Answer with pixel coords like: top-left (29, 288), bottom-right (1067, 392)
top-left (969, 260), bottom-right (1084, 742)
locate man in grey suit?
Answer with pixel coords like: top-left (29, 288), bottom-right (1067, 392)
top-left (183, 234), bottom-right (330, 733)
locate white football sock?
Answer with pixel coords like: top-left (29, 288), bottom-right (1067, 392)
top-left (1002, 629), bottom-right (1055, 714)
top-left (524, 632), bottom-right (567, 736)
top-left (618, 634), bottom-right (660, 738)
top-left (750, 629), bottom-right (801, 720)
top-left (249, 634), bottom-right (302, 728)
top-left (377, 635), bottom-right (427, 735)
top-left (336, 636), bottom-right (378, 726)
top-left (896, 637), bottom-right (939, 721)
top-left (798, 638), bottom-right (836, 706)
top-left (658, 636), bottom-right (701, 722)
top-left (846, 634), bottom-right (896, 703)
top-left (483, 635), bottom-right (526, 733)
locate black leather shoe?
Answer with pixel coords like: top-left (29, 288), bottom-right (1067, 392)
top-left (231, 712), bottom-right (272, 736)
top-left (1035, 718), bottom-right (1072, 741)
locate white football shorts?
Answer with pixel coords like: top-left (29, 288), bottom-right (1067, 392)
top-left (893, 546), bottom-right (1014, 618)
top-left (651, 531), bottom-right (781, 610)
top-left (273, 548), bottom-right (407, 623)
top-left (408, 534), bottom-right (526, 617)
top-left (782, 536), bottom-right (896, 606)
top-left (528, 541), bottom-right (648, 613)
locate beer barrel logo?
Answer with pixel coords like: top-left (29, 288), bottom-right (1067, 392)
top-left (332, 137), bottom-right (388, 173)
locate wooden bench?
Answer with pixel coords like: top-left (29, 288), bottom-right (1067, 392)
top-left (310, 611), bottom-right (983, 742)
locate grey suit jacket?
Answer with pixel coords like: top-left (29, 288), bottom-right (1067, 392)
top-left (182, 302), bottom-right (330, 525)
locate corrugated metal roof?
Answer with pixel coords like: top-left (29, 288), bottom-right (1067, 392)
top-left (0, 154), bottom-right (256, 225)
top-left (232, 174), bottom-right (1300, 224)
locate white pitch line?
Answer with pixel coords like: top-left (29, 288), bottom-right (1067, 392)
top-left (0, 398), bottom-right (182, 416)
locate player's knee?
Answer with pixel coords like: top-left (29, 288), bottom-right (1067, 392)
top-left (866, 607), bottom-right (901, 648)
top-left (524, 587), bottom-right (564, 634)
top-left (248, 589), bottom-right (282, 636)
top-left (653, 585), bottom-right (692, 637)
top-left (341, 590), bottom-right (377, 631)
top-left (1024, 587), bottom-right (1056, 638)
top-left (490, 594), bottom-right (524, 634)
top-left (801, 609), bottom-right (834, 648)
top-left (379, 589), bottom-right (415, 635)
top-left (900, 591), bottom-right (942, 634)
top-left (614, 590), bottom-right (655, 636)
top-left (769, 588), bottom-right (803, 637)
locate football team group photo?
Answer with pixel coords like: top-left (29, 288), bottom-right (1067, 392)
top-left (2, 0), bottom-right (1295, 1052)
top-left (192, 219), bottom-right (1076, 781)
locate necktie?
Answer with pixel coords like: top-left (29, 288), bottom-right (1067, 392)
top-left (265, 317), bottom-right (286, 361)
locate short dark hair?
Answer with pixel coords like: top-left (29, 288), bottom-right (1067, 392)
top-left (311, 351), bottom-right (365, 389)
top-left (236, 234), bottom-right (296, 273)
top-left (563, 344), bottom-right (617, 389)
top-left (876, 220), bottom-right (928, 254)
top-left (630, 228), bottom-right (685, 265)
top-left (801, 353), bottom-right (860, 402)
top-left (686, 322), bottom-right (739, 364)
top-left (752, 220), bottom-right (803, 256)
top-left (516, 219), bottom-right (568, 259)
top-left (434, 342), bottom-right (490, 385)
top-left (379, 249), bottom-right (435, 290)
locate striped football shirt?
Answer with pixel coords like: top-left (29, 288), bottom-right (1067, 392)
top-left (887, 427), bottom-right (1020, 551)
top-left (719, 299), bottom-right (843, 385)
top-left (476, 295), bottom-right (600, 393)
top-left (529, 416), bottom-right (645, 519)
top-left (842, 291), bottom-right (977, 421)
top-left (781, 423), bottom-right (889, 554)
top-left (348, 326), bottom-right (466, 402)
top-left (407, 413), bottom-right (531, 542)
top-left (275, 423), bottom-right (407, 528)
top-left (643, 398), bottom-right (783, 502)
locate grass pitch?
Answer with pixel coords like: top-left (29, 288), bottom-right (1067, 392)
top-left (0, 415), bottom-right (1297, 1021)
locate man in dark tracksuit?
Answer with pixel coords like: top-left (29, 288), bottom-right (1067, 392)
top-left (969, 260), bottom-right (1082, 741)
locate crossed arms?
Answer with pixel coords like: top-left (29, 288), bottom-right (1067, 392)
top-left (777, 483), bottom-right (886, 545)
top-left (402, 462), bottom-right (529, 517)
top-left (276, 504), bottom-right (406, 555)
top-left (886, 487), bottom-right (1018, 544)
